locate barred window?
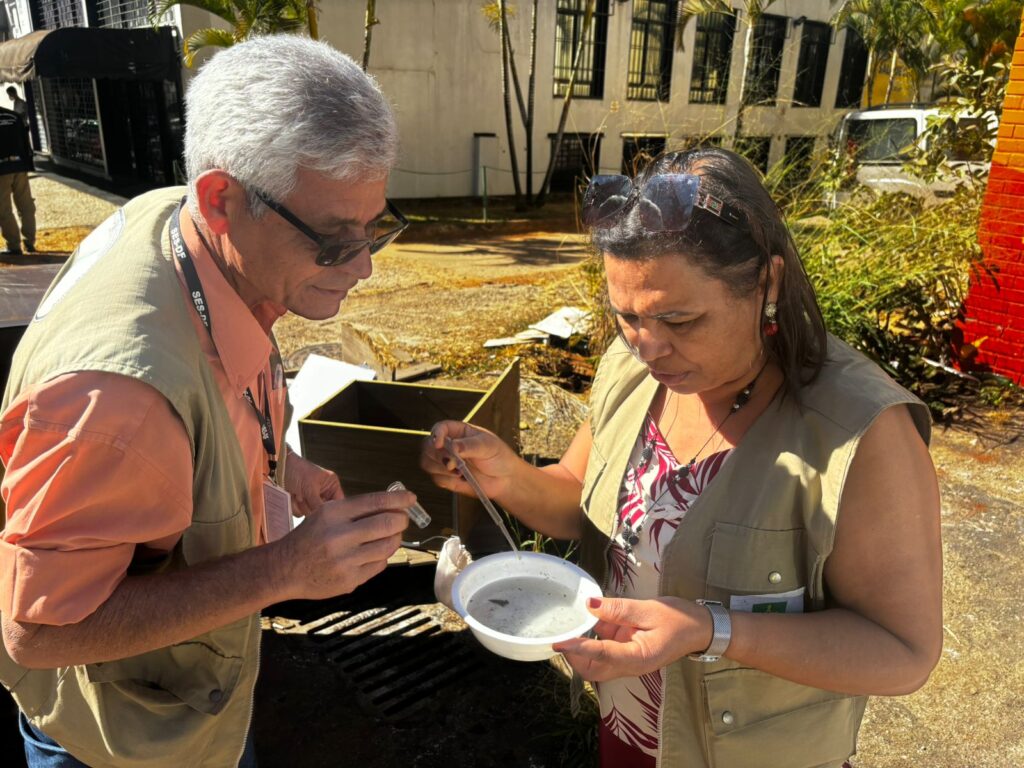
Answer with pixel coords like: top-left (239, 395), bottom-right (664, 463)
top-left (548, 132), bottom-right (602, 192)
top-left (553, 0), bottom-right (610, 99)
top-left (734, 136), bottom-right (771, 175)
top-left (793, 21), bottom-right (831, 107)
top-left (96, 0), bottom-right (158, 29)
top-left (627, 0), bottom-right (677, 102)
top-left (621, 135), bottom-right (666, 174)
top-left (689, 12), bottom-right (735, 104)
top-left (835, 26), bottom-right (869, 108)
top-left (39, 77), bottom-right (105, 170)
top-left (742, 14), bottom-right (786, 106)
top-left (31, 0), bottom-right (83, 29)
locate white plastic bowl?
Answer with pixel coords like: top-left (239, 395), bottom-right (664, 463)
top-left (452, 551), bottom-right (602, 662)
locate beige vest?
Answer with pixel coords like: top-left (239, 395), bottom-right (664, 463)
top-left (579, 336), bottom-right (930, 768)
top-left (0, 187), bottom-right (287, 767)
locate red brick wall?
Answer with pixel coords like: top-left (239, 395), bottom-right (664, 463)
top-left (959, 24), bottom-right (1024, 384)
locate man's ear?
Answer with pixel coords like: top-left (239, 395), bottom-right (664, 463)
top-left (193, 171), bottom-right (246, 236)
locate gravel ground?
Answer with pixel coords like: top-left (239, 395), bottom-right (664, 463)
top-left (2, 181), bottom-right (1022, 766)
top-left (27, 172), bottom-right (123, 230)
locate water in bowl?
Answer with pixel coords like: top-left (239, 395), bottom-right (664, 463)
top-left (466, 576), bottom-right (587, 638)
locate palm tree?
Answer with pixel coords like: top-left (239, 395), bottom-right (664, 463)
top-left (831, 0), bottom-right (936, 106)
top-left (362, 0), bottom-right (378, 71)
top-left (154, 0), bottom-right (310, 66)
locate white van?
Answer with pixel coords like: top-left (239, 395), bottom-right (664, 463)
top-left (833, 106), bottom-right (995, 204)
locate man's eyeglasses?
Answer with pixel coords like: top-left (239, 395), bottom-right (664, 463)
top-left (581, 173), bottom-right (746, 232)
top-left (255, 191), bottom-right (409, 267)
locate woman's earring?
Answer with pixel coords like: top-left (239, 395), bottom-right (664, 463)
top-left (763, 302), bottom-right (779, 337)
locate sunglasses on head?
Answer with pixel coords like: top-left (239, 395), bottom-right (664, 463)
top-left (581, 173), bottom-right (746, 232)
top-left (255, 191), bottom-right (409, 267)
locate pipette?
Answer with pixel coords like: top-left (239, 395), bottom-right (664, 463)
top-left (444, 438), bottom-right (520, 557)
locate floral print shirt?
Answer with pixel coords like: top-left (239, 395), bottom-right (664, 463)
top-left (598, 412), bottom-right (731, 758)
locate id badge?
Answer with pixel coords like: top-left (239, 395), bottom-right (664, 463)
top-left (263, 478), bottom-right (293, 542)
top-left (729, 587), bottom-right (805, 614)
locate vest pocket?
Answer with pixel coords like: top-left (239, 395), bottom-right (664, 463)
top-left (706, 523), bottom-right (807, 601)
top-left (84, 636), bottom-right (244, 715)
top-left (183, 500), bottom-right (253, 563)
top-left (701, 667), bottom-right (862, 768)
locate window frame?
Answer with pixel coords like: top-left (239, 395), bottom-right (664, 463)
top-left (792, 20), bottom-right (831, 108)
top-left (621, 134), bottom-right (667, 174)
top-left (627, 0), bottom-right (678, 102)
top-left (689, 11), bottom-right (736, 105)
top-left (742, 13), bottom-right (787, 107)
top-left (553, 0), bottom-right (611, 100)
top-left (835, 26), bottom-right (870, 109)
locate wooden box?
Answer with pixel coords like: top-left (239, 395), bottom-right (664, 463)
top-left (298, 360), bottom-right (519, 544)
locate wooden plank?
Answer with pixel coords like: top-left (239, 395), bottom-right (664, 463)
top-left (465, 358), bottom-right (521, 451)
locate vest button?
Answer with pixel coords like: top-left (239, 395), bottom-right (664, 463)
top-left (209, 689), bottom-right (223, 704)
top-left (768, 571), bottom-right (782, 584)
top-left (721, 711), bottom-right (735, 726)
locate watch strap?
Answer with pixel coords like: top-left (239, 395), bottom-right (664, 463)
top-left (688, 599), bottom-right (731, 662)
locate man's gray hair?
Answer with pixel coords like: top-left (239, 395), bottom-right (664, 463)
top-left (184, 34), bottom-right (398, 219)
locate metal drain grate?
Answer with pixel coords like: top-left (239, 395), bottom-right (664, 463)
top-left (267, 572), bottom-right (485, 722)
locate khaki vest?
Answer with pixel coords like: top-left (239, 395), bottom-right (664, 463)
top-left (579, 336), bottom-right (930, 768)
top-left (0, 187), bottom-right (287, 767)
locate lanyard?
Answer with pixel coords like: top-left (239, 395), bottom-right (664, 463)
top-left (169, 202), bottom-right (278, 477)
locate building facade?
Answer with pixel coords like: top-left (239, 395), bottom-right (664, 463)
top-left (314, 0), bottom-right (874, 198)
top-left (2, 0), bottom-right (879, 199)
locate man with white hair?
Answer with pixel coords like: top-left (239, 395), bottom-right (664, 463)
top-left (0, 35), bottom-right (411, 767)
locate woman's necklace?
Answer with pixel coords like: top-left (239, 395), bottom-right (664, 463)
top-left (617, 367), bottom-right (765, 558)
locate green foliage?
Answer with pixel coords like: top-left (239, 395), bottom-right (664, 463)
top-left (831, 0), bottom-right (937, 98)
top-left (794, 189), bottom-right (982, 415)
top-left (927, 0), bottom-right (1023, 73)
top-left (153, 0), bottom-right (310, 66)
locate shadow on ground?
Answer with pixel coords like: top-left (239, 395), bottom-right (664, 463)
top-left (0, 567), bottom-right (597, 768)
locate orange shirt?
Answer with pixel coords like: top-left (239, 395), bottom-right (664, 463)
top-left (0, 226), bottom-right (286, 626)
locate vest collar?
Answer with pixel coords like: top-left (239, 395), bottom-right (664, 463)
top-left (168, 212), bottom-right (279, 396)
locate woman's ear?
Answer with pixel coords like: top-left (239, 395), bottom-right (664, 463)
top-left (767, 254), bottom-right (785, 304)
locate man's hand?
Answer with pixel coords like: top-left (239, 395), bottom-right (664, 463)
top-left (552, 596), bottom-right (712, 682)
top-left (274, 490), bottom-right (411, 601)
top-left (284, 451), bottom-right (343, 516)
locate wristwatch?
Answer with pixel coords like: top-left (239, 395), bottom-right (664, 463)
top-left (688, 599), bottom-right (731, 662)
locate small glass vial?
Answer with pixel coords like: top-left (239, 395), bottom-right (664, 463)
top-left (387, 481), bottom-right (431, 529)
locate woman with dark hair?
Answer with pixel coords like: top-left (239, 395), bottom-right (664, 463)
top-left (422, 147), bottom-right (941, 768)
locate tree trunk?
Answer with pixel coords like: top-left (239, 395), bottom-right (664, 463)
top-left (865, 48), bottom-right (876, 108)
top-left (499, 0), bottom-right (524, 204)
top-left (733, 13), bottom-right (756, 140)
top-left (537, 0), bottom-right (595, 205)
top-left (306, 1), bottom-right (319, 40)
top-left (502, 22), bottom-right (528, 126)
top-left (884, 48), bottom-right (898, 105)
top-left (526, 0), bottom-right (537, 200)
top-left (361, 0), bottom-right (377, 71)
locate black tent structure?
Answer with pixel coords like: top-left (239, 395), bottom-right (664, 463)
top-left (0, 25), bottom-right (183, 192)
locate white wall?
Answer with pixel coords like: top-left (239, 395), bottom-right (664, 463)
top-left (161, 0), bottom-right (862, 199)
top-left (1, 0), bottom-right (33, 112)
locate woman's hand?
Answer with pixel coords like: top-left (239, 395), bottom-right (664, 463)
top-left (553, 596), bottom-right (713, 682)
top-left (420, 420), bottom-right (520, 501)
top-left (284, 451), bottom-right (344, 517)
